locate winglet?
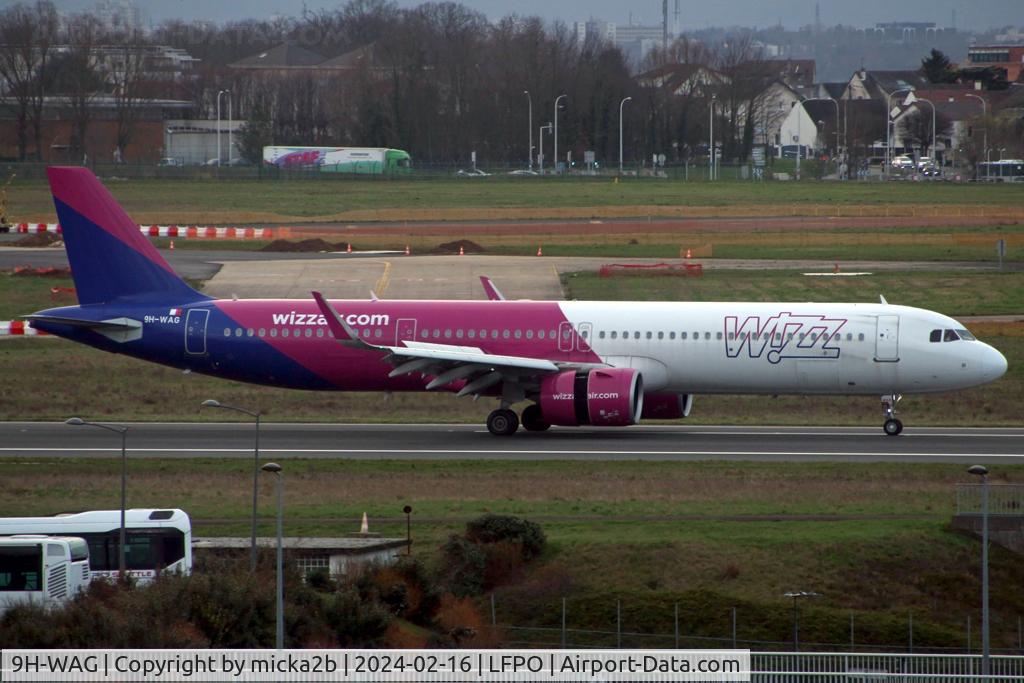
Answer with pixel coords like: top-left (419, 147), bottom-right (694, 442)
top-left (311, 291), bottom-right (377, 350)
top-left (479, 276), bottom-right (506, 301)
top-left (879, 294), bottom-right (888, 305)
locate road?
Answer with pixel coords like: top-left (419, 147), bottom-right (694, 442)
top-left (1, 423), bottom-right (1021, 463)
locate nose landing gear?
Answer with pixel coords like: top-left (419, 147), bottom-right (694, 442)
top-left (881, 394), bottom-right (903, 436)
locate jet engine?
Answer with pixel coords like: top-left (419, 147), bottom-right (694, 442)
top-left (538, 368), bottom-right (643, 427)
top-left (640, 392), bottom-right (694, 420)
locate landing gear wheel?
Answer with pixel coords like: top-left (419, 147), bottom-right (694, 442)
top-left (881, 393), bottom-right (903, 436)
top-left (487, 408), bottom-right (520, 436)
top-left (521, 404), bottom-right (551, 432)
top-left (883, 418), bottom-right (903, 436)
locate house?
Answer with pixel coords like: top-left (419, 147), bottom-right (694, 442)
top-left (636, 63), bottom-right (725, 97)
top-left (229, 42), bottom-right (326, 72)
top-left (193, 536), bottom-right (410, 578)
top-left (843, 69), bottom-right (930, 101)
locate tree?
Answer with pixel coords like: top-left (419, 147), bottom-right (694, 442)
top-left (55, 13), bottom-right (105, 162)
top-left (0, 1), bottom-right (59, 160)
top-left (920, 49), bottom-right (956, 84)
top-left (108, 29), bottom-right (148, 162)
top-left (898, 108), bottom-right (953, 156)
top-left (237, 98), bottom-right (273, 164)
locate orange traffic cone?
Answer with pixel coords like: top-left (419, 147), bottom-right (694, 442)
top-left (685, 248), bottom-right (692, 259)
top-left (405, 244), bottom-right (410, 256)
top-left (458, 245), bottom-right (465, 256)
top-left (346, 243), bottom-right (352, 253)
top-left (537, 246), bottom-right (543, 257)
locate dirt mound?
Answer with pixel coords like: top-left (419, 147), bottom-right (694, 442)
top-left (436, 239), bottom-right (484, 254)
top-left (11, 266), bottom-right (72, 278)
top-left (13, 232), bottom-right (63, 248)
top-left (261, 238), bottom-right (337, 253)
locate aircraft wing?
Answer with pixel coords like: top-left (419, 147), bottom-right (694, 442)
top-left (311, 291), bottom-right (596, 397)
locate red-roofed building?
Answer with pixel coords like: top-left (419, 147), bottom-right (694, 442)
top-left (966, 46), bottom-right (1024, 83)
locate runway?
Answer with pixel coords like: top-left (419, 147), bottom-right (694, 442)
top-left (0, 423), bottom-right (1021, 463)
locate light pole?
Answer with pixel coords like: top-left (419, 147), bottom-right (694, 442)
top-left (792, 101), bottom-right (802, 180)
top-left (553, 94), bottom-right (567, 174)
top-left (66, 418), bottom-right (128, 580)
top-left (784, 591), bottom-right (820, 651)
top-left (968, 465), bottom-right (990, 680)
top-left (709, 94), bottom-right (716, 180)
top-left (915, 97), bottom-right (936, 163)
top-left (886, 87), bottom-right (914, 174)
top-left (262, 462), bottom-right (284, 650)
top-left (216, 89), bottom-right (229, 167)
top-left (618, 96), bottom-right (632, 174)
top-left (403, 505), bottom-right (412, 555)
top-left (965, 93), bottom-right (989, 168)
top-left (227, 91), bottom-right (233, 167)
top-left (202, 399), bottom-right (261, 572)
top-left (524, 90), bottom-right (533, 171)
top-left (538, 122), bottom-right (552, 173)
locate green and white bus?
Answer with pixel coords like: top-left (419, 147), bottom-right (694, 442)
top-left (263, 147), bottom-right (412, 174)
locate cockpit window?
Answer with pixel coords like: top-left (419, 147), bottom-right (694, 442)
top-left (956, 329), bottom-right (976, 341)
top-left (943, 329), bottom-right (960, 342)
top-left (929, 329), bottom-right (941, 343)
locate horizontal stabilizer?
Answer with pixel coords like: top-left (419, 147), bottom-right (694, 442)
top-left (24, 314), bottom-right (142, 343)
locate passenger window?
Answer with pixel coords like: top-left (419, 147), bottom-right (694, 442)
top-left (270, 328), bottom-right (278, 338)
top-left (944, 329), bottom-right (959, 342)
top-left (728, 333), bottom-right (735, 340)
top-left (307, 329), bottom-right (315, 338)
top-left (679, 332), bottom-right (686, 340)
top-left (456, 329), bottom-right (464, 339)
top-left (598, 331), bottom-right (605, 339)
top-left (514, 330), bottom-right (522, 339)
top-left (705, 332), bottom-right (712, 340)
top-left (444, 329), bottom-right (452, 338)
top-left (846, 333), bottom-right (852, 341)
top-left (611, 331), bottom-right (618, 339)
top-left (930, 329), bottom-right (942, 343)
top-left (468, 329), bottom-right (476, 339)
top-left (258, 329), bottom-right (266, 337)
top-left (527, 330), bottom-right (534, 339)
top-left (503, 330), bottom-right (511, 339)
top-left (716, 332), bottom-right (722, 340)
top-left (858, 333), bottom-right (865, 341)
top-left (421, 330), bottom-right (428, 339)
top-left (536, 330), bottom-right (543, 339)
top-left (433, 329), bottom-right (440, 338)
top-left (670, 332), bottom-right (676, 340)
top-left (634, 331), bottom-right (640, 340)
top-left (317, 329), bottom-right (324, 338)
top-left (657, 331), bottom-right (664, 340)
top-left (549, 330), bottom-right (556, 339)
top-left (646, 331), bottom-right (652, 340)
top-left (282, 329), bottom-right (290, 338)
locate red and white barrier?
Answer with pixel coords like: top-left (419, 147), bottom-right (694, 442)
top-left (0, 321), bottom-right (51, 337)
top-left (15, 223), bottom-right (276, 240)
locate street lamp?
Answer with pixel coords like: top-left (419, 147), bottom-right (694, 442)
top-left (964, 93), bottom-right (989, 167)
top-left (538, 122), bottom-right (552, 173)
top-left (524, 90), bottom-right (533, 171)
top-left (784, 591), bottom-right (821, 651)
top-left (618, 96), bottom-right (632, 174)
top-left (202, 399), bottom-right (261, 572)
top-left (791, 101), bottom-right (803, 180)
top-left (403, 505), bottom-right (413, 555)
top-left (709, 94), bottom-right (716, 180)
top-left (66, 417), bottom-right (128, 580)
top-left (968, 464), bottom-right (990, 680)
top-left (886, 87), bottom-right (914, 174)
top-left (261, 461), bottom-right (284, 650)
top-left (216, 90), bottom-right (230, 167)
top-left (553, 94), bottom-right (567, 174)
top-left (914, 96), bottom-right (937, 163)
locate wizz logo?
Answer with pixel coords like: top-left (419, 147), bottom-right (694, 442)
top-left (724, 313), bottom-right (847, 364)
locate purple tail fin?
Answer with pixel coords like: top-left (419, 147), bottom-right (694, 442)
top-left (46, 167), bottom-right (206, 305)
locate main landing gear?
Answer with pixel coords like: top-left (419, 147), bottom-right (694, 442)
top-left (881, 393), bottom-right (903, 436)
top-left (486, 404), bottom-right (551, 436)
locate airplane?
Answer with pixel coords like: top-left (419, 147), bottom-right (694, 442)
top-left (26, 167), bottom-right (1007, 436)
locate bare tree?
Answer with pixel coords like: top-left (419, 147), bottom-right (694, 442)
top-left (899, 109), bottom-right (953, 157)
top-left (57, 13), bottom-right (104, 162)
top-left (107, 29), bottom-right (148, 162)
top-left (0, 1), bottom-right (58, 160)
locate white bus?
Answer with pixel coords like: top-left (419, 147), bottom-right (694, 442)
top-left (0, 509), bottom-right (192, 582)
top-left (978, 160), bottom-right (1024, 182)
top-left (0, 536), bottom-right (90, 612)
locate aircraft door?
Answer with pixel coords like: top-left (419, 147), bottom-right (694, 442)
top-left (396, 318), bottom-right (417, 345)
top-left (558, 321), bottom-right (574, 353)
top-left (185, 309), bottom-right (209, 355)
top-left (874, 315), bottom-right (900, 362)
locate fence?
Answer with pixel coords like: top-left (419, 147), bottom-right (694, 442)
top-left (490, 597), bottom-right (1024, 656)
top-left (751, 652), bottom-right (1024, 681)
top-left (955, 484), bottom-right (1024, 516)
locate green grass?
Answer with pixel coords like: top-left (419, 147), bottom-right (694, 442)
top-left (4, 457), bottom-right (1024, 649)
top-left (8, 176), bottom-right (1024, 222)
top-left (563, 269), bottom-right (1024, 315)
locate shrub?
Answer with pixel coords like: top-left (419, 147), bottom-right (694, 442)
top-left (439, 535), bottom-right (487, 597)
top-left (465, 515), bottom-right (546, 560)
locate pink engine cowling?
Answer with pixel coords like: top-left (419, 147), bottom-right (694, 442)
top-left (640, 392), bottom-right (693, 420)
top-left (538, 368), bottom-right (643, 427)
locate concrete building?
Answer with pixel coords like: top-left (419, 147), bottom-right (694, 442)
top-left (164, 119), bottom-right (243, 166)
top-left (965, 45), bottom-right (1024, 83)
top-left (193, 536), bottom-right (410, 578)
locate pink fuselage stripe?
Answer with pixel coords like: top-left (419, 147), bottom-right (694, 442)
top-left (213, 299), bottom-right (600, 390)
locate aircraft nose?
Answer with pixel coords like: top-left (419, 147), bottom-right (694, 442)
top-left (986, 345), bottom-right (1008, 381)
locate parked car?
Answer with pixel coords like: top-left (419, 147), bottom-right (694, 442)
top-left (507, 169), bottom-right (539, 176)
top-left (158, 157), bottom-right (183, 167)
top-left (891, 155), bottom-right (915, 170)
top-left (455, 168), bottom-right (490, 177)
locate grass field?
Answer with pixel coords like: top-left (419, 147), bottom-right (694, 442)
top-left (3, 457), bottom-right (1024, 648)
top-left (8, 176), bottom-right (1024, 224)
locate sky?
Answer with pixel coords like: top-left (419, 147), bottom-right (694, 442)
top-left (47, 0), bottom-right (1024, 32)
